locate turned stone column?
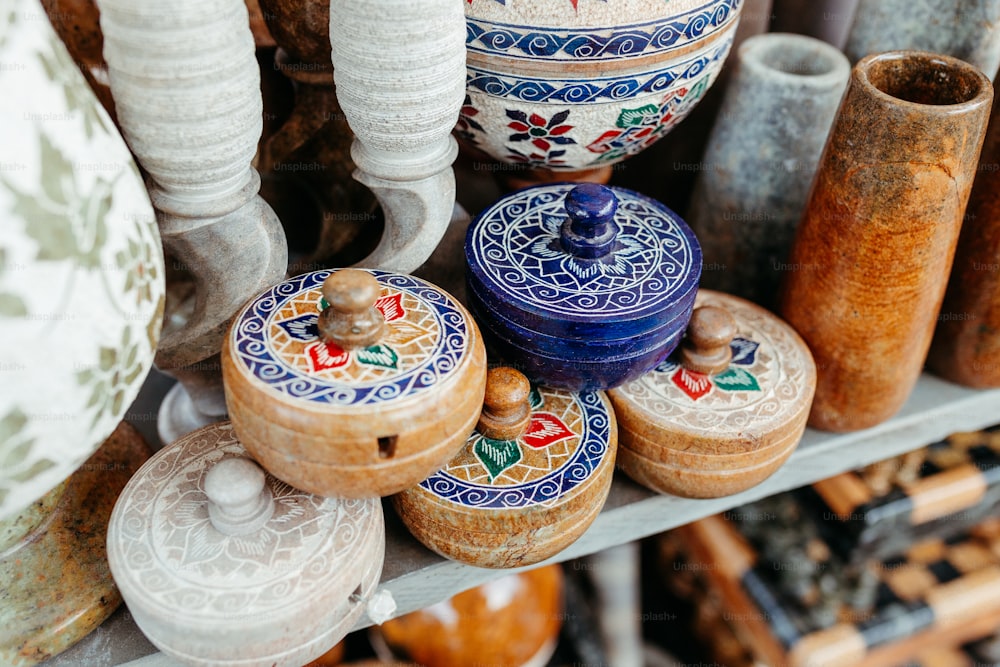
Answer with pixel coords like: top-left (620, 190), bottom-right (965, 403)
top-left (98, 0), bottom-right (288, 443)
top-left (329, 0), bottom-right (465, 273)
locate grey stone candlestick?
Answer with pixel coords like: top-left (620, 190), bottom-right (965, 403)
top-left (845, 0), bottom-right (1000, 80)
top-left (686, 33), bottom-right (850, 307)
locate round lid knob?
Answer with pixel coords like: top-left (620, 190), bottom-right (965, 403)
top-left (204, 457), bottom-right (275, 536)
top-left (477, 367), bottom-right (532, 440)
top-left (319, 269), bottom-right (387, 349)
top-left (679, 306), bottom-right (737, 375)
top-left (560, 184), bottom-right (621, 259)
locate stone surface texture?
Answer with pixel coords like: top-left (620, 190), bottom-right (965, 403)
top-left (1, 422), bottom-right (151, 666)
top-left (330, 0), bottom-right (465, 273)
top-left (97, 0), bottom-right (288, 443)
top-left (609, 290), bottom-right (815, 498)
top-left (106, 422), bottom-right (385, 667)
top-left (687, 33), bottom-right (849, 307)
top-left (846, 0), bottom-right (1000, 80)
top-left (779, 51), bottom-right (992, 432)
top-left (929, 81), bottom-right (1000, 387)
top-left (222, 269), bottom-right (487, 498)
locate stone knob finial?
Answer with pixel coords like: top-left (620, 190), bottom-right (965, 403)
top-left (560, 183), bottom-right (620, 260)
top-left (679, 306), bottom-right (737, 375)
top-left (318, 269), bottom-right (387, 349)
top-left (204, 457), bottom-right (275, 536)
top-left (477, 367), bottom-right (532, 441)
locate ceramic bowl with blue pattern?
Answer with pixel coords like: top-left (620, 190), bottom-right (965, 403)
top-left (457, 0), bottom-right (743, 171)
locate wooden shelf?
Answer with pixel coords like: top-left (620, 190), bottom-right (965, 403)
top-left (42, 374), bottom-right (1000, 667)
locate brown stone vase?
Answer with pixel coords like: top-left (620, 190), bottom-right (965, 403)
top-left (779, 51), bottom-right (992, 432)
top-left (928, 81), bottom-right (1000, 388)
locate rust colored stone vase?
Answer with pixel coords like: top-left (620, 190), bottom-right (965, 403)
top-left (779, 51), bottom-right (992, 432)
top-left (928, 83), bottom-right (1000, 388)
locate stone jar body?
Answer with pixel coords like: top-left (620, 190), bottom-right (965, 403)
top-left (779, 51), bottom-right (992, 432)
top-left (687, 33), bottom-right (849, 307)
top-left (845, 0), bottom-right (1000, 79)
top-left (928, 83), bottom-right (1000, 387)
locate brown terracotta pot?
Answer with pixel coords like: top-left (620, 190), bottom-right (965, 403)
top-left (928, 82), bottom-right (1000, 388)
top-left (779, 51), bottom-right (992, 432)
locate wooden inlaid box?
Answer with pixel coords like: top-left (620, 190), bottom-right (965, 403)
top-left (465, 182), bottom-right (701, 391)
top-left (609, 290), bottom-right (816, 498)
top-left (222, 268), bottom-right (487, 498)
top-left (394, 367), bottom-right (617, 569)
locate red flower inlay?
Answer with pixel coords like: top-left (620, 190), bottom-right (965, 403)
top-left (374, 293), bottom-right (405, 322)
top-left (306, 341), bottom-right (350, 372)
top-left (522, 412), bottom-right (574, 449)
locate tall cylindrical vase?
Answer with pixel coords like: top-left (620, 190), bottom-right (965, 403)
top-left (928, 83), bottom-right (1000, 387)
top-left (779, 51), bottom-right (992, 432)
top-left (770, 0), bottom-right (859, 50)
top-left (687, 33), bottom-right (850, 307)
top-left (845, 0), bottom-right (1000, 80)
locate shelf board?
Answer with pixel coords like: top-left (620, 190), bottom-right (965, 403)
top-left (43, 374), bottom-right (1000, 667)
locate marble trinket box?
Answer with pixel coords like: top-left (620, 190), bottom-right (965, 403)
top-left (465, 183), bottom-right (701, 391)
top-left (609, 290), bottom-right (816, 498)
top-left (106, 422), bottom-right (391, 667)
top-left (394, 367), bottom-right (617, 568)
top-left (222, 268), bottom-right (487, 498)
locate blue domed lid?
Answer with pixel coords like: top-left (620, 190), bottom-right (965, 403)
top-left (465, 183), bottom-right (702, 340)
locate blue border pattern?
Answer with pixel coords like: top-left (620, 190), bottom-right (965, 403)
top-left (466, 184), bottom-right (699, 320)
top-left (466, 0), bottom-right (741, 61)
top-left (467, 37), bottom-right (730, 103)
top-left (418, 390), bottom-right (610, 509)
top-left (230, 270), bottom-right (469, 407)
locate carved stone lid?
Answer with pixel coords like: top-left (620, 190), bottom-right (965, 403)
top-left (465, 183), bottom-right (701, 340)
top-left (609, 290), bottom-right (817, 455)
top-left (224, 269), bottom-right (474, 411)
top-left (106, 422), bottom-right (386, 666)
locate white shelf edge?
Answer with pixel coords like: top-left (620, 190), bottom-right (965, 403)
top-left (57, 375), bottom-right (1000, 667)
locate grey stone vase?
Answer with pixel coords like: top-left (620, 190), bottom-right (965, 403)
top-left (845, 0), bottom-right (1000, 79)
top-left (685, 33), bottom-right (850, 307)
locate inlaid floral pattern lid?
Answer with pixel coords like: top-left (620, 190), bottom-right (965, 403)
top-left (107, 422), bottom-right (389, 667)
top-left (222, 269), bottom-right (487, 498)
top-left (465, 183), bottom-right (702, 339)
top-left (226, 269), bottom-right (473, 409)
top-left (609, 290), bottom-right (817, 455)
top-left (394, 367), bottom-right (617, 568)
